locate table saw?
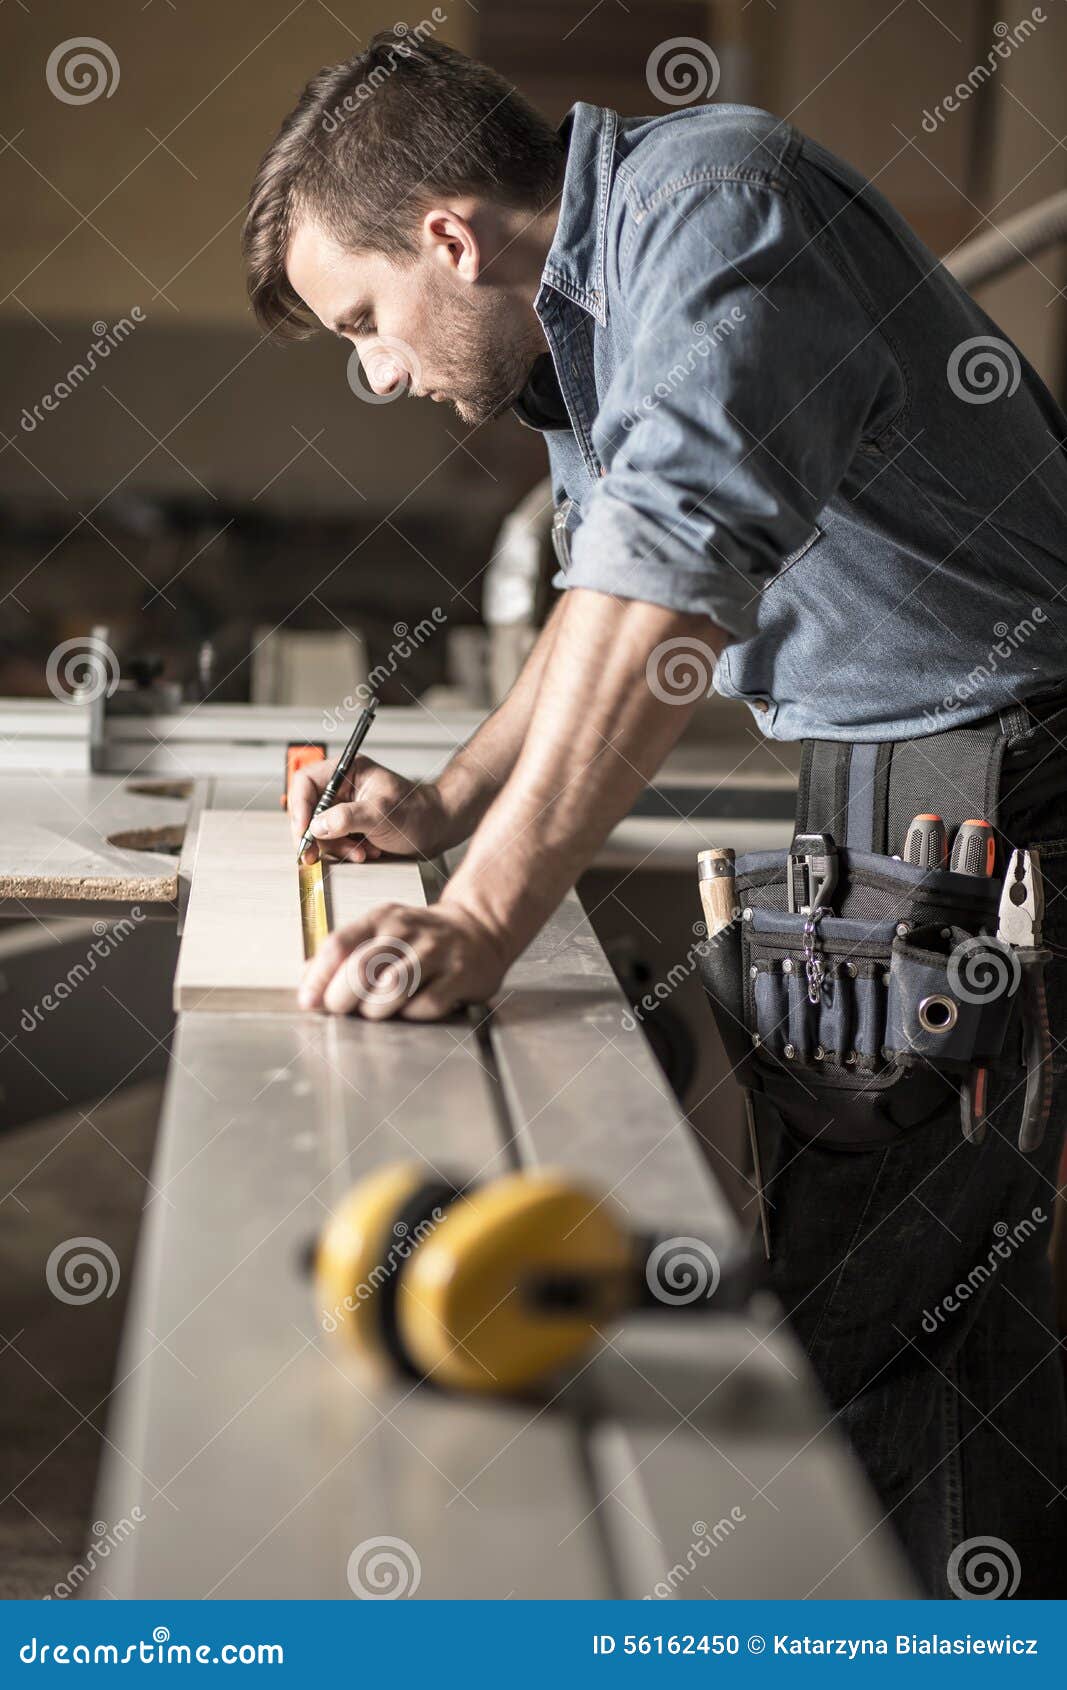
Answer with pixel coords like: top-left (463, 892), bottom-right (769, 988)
top-left (0, 696), bottom-right (913, 1599)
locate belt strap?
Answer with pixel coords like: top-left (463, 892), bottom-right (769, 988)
top-left (796, 706), bottom-right (1029, 858)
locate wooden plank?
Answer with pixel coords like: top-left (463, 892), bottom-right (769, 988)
top-left (0, 774), bottom-right (185, 903)
top-left (174, 810), bottom-right (425, 1012)
top-left (176, 776), bottom-right (213, 936)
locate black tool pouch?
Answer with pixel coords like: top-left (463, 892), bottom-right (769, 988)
top-left (701, 849), bottom-right (1022, 1149)
top-left (698, 705), bottom-right (1031, 1150)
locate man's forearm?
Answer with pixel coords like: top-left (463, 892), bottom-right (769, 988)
top-left (434, 597), bottom-right (566, 842)
top-left (443, 588), bottom-right (725, 953)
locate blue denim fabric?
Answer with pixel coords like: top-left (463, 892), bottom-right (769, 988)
top-left (527, 104), bottom-right (1067, 742)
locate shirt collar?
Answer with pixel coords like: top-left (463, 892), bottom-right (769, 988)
top-left (538, 103), bottom-right (617, 329)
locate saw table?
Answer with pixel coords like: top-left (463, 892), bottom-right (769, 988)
top-left (0, 698), bottom-right (911, 1599)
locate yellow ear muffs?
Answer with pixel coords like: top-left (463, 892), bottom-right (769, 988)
top-left (315, 1164), bottom-right (746, 1397)
top-left (396, 1169), bottom-right (633, 1394)
top-left (315, 1161), bottom-right (465, 1377)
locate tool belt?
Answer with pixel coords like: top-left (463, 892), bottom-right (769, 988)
top-left (698, 701), bottom-right (1047, 1152)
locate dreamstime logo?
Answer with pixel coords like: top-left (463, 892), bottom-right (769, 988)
top-left (322, 1205), bottom-right (445, 1333)
top-left (646, 38), bottom-right (721, 106)
top-left (645, 1509), bottom-right (747, 1599)
top-left (21, 910), bottom-right (146, 1033)
top-left (947, 1535), bottom-right (1021, 1599)
top-left (46, 38), bottom-right (120, 105)
top-left (321, 11), bottom-right (447, 131)
top-left (46, 1510), bottom-right (145, 1599)
top-left (20, 309), bottom-right (145, 433)
top-left (922, 608), bottom-right (1047, 731)
top-left (622, 921), bottom-right (709, 1032)
top-left (346, 1535), bottom-right (422, 1598)
top-left (620, 309), bottom-right (746, 432)
top-left (646, 636), bottom-right (717, 705)
top-left (645, 1237), bottom-right (720, 1306)
top-left (920, 1208), bottom-right (1044, 1335)
top-left (322, 609), bottom-right (447, 732)
top-left (346, 335), bottom-right (422, 404)
top-left (45, 636), bottom-right (120, 705)
top-left (45, 1237), bottom-right (120, 1306)
top-left (921, 9), bottom-right (1046, 133)
top-left (947, 935), bottom-right (1021, 1006)
top-left (344, 937), bottom-right (422, 1008)
top-left (947, 335), bottom-right (1021, 405)
top-left (20, 1630), bottom-right (283, 1665)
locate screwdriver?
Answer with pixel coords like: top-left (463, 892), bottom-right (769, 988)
top-left (950, 818), bottom-right (996, 1143)
top-left (904, 814), bottom-right (948, 870)
top-left (950, 818), bottom-right (996, 877)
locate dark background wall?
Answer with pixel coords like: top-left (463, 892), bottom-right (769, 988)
top-left (3, 0), bottom-right (1065, 698)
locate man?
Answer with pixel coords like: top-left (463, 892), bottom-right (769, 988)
top-left (244, 37), bottom-right (1067, 1595)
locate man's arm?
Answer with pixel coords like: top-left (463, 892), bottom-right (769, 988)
top-left (299, 588), bottom-right (724, 1017)
top-left (444, 590), bottom-right (721, 960)
top-left (291, 596), bottom-right (566, 862)
top-left (431, 594), bottom-right (566, 841)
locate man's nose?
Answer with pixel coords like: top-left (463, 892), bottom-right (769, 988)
top-left (363, 349), bottom-right (404, 395)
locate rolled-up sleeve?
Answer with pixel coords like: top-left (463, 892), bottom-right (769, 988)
top-left (563, 178), bottom-right (905, 640)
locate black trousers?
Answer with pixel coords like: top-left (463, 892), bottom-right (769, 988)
top-left (763, 696), bottom-right (1067, 1599)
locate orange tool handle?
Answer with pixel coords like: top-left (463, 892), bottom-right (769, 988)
top-left (282, 741), bottom-right (328, 809)
top-left (950, 819), bottom-right (996, 878)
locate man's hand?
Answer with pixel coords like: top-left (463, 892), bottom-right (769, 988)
top-left (297, 896), bottom-right (510, 1019)
top-left (290, 755), bottom-right (449, 863)
top-left (300, 591), bottom-right (726, 1021)
top-left (292, 602), bottom-right (571, 866)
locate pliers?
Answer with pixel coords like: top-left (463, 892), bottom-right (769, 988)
top-left (997, 848), bottom-right (1054, 1153)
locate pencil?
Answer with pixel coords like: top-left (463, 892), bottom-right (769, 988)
top-left (295, 696), bottom-right (379, 863)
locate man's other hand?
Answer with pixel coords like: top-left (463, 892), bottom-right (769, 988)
top-left (297, 898), bottom-right (509, 1019)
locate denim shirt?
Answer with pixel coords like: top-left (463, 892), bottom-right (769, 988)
top-left (522, 103), bottom-right (1067, 742)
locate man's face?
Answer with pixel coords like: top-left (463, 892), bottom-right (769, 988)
top-left (286, 217), bottom-right (544, 426)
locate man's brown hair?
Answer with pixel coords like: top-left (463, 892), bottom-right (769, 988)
top-left (242, 32), bottom-right (566, 338)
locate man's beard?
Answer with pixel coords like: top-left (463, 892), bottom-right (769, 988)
top-left (423, 277), bottom-right (542, 427)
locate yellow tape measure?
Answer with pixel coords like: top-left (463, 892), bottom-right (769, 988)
top-left (298, 860), bottom-right (329, 958)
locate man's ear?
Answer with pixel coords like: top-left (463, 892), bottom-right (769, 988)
top-left (421, 208), bottom-right (481, 283)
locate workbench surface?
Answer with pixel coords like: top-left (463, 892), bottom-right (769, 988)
top-left (84, 778), bottom-right (909, 1600)
top-left (0, 710), bottom-right (908, 1598)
